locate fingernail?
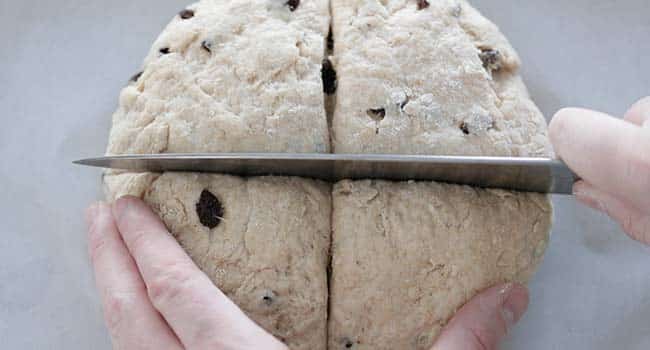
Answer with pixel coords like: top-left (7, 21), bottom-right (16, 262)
top-left (501, 284), bottom-right (529, 330)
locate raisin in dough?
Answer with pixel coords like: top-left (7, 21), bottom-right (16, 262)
top-left (328, 1), bottom-right (553, 349)
top-left (329, 181), bottom-right (551, 349)
top-left (106, 174), bottom-right (331, 350)
top-left (107, 0), bottom-right (330, 154)
top-left (330, 0), bottom-right (552, 156)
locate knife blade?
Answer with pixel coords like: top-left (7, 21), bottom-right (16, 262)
top-left (74, 153), bottom-right (577, 194)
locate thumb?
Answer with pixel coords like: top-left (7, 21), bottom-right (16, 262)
top-left (431, 283), bottom-right (529, 350)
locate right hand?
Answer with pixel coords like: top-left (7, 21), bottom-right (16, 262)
top-left (431, 97), bottom-right (650, 350)
top-left (549, 96), bottom-right (650, 245)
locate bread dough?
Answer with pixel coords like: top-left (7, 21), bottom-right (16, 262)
top-left (330, 0), bottom-right (552, 157)
top-left (106, 173), bottom-right (331, 350)
top-left (104, 1), bottom-right (332, 348)
top-left (329, 180), bottom-right (551, 349)
top-left (102, 1), bottom-right (554, 349)
top-left (107, 0), bottom-right (330, 154)
top-left (327, 1), bottom-right (553, 348)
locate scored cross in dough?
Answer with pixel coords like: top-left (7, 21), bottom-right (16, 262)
top-left (102, 1), bottom-right (554, 349)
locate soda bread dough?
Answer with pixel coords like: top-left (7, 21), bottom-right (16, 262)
top-left (106, 173), bottom-right (332, 350)
top-left (330, 0), bottom-right (552, 157)
top-left (329, 180), bottom-right (551, 349)
top-left (107, 0), bottom-right (330, 155)
top-left (102, 1), bottom-right (554, 349)
top-left (104, 1), bottom-right (332, 349)
top-left (327, 1), bottom-right (552, 348)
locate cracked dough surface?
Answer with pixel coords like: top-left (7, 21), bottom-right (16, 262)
top-left (103, 1), bottom-right (553, 349)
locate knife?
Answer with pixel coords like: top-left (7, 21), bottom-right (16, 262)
top-left (74, 153), bottom-right (578, 194)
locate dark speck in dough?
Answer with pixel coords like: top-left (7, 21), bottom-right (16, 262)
top-left (327, 30), bottom-right (334, 51)
top-left (400, 96), bottom-right (410, 110)
top-left (417, 0), bottom-right (430, 10)
top-left (479, 48), bottom-right (502, 72)
top-left (367, 108), bottom-right (386, 122)
top-left (129, 71), bottom-right (143, 83)
top-left (196, 190), bottom-right (224, 229)
top-left (262, 290), bottom-right (277, 306)
top-left (342, 338), bottom-right (355, 348)
top-left (201, 40), bottom-right (213, 53)
top-left (459, 122), bottom-right (470, 135)
top-left (179, 9), bottom-right (195, 19)
top-left (321, 58), bottom-right (337, 95)
top-left (286, 0), bottom-right (300, 11)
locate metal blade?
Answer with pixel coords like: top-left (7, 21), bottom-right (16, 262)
top-left (74, 153), bottom-right (577, 194)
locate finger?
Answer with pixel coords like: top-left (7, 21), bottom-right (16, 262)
top-left (623, 96), bottom-right (650, 127)
top-left (549, 108), bottom-right (650, 210)
top-left (573, 181), bottom-right (650, 245)
top-left (111, 196), bottom-right (287, 350)
top-left (86, 202), bottom-right (182, 350)
top-left (431, 283), bottom-right (529, 350)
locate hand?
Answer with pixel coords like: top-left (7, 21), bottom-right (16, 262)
top-left (430, 283), bottom-right (529, 350)
top-left (550, 96), bottom-right (650, 244)
top-left (85, 196), bottom-right (287, 350)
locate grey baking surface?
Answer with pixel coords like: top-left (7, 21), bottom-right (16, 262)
top-left (0, 0), bottom-right (648, 349)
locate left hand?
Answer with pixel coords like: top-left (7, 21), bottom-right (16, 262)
top-left (85, 196), bottom-right (287, 350)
